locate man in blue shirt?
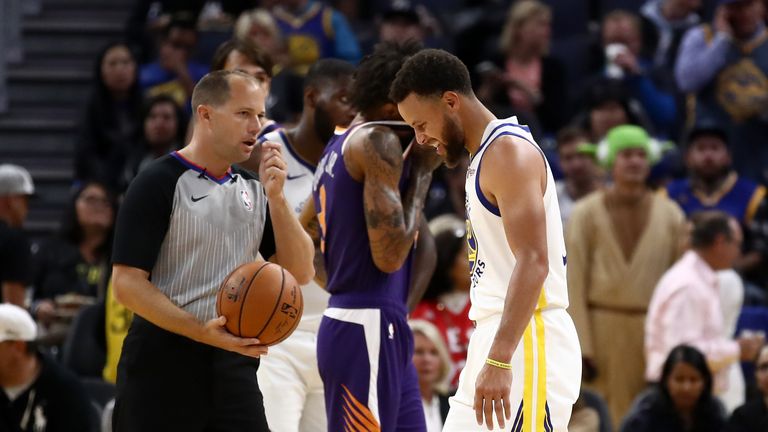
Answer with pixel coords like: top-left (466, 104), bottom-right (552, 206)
top-left (271, 0), bottom-right (362, 75)
top-left (675, 0), bottom-right (768, 183)
top-left (140, 18), bottom-right (209, 109)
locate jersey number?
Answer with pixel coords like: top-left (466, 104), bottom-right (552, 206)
top-left (318, 185), bottom-right (327, 253)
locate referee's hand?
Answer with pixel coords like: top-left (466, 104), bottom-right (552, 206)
top-left (259, 140), bottom-right (287, 200)
top-left (200, 316), bottom-right (269, 358)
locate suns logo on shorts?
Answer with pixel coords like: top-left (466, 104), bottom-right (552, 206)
top-left (466, 219), bottom-right (478, 275)
top-left (240, 189), bottom-right (253, 211)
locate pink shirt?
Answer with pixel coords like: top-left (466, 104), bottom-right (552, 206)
top-left (645, 250), bottom-right (740, 391)
top-left (504, 58), bottom-right (541, 112)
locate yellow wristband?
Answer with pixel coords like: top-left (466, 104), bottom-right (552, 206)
top-left (485, 358), bottom-right (513, 370)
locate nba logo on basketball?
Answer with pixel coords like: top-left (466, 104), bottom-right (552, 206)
top-left (240, 190), bottom-right (253, 211)
top-left (280, 303), bottom-right (298, 318)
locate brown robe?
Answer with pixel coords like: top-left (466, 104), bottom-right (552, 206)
top-left (566, 190), bottom-right (686, 427)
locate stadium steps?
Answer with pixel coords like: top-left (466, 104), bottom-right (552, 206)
top-left (0, 0), bottom-right (132, 241)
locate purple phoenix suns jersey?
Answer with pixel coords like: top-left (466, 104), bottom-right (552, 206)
top-left (311, 121), bottom-right (415, 312)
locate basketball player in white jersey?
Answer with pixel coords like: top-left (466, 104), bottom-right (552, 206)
top-left (390, 49), bottom-right (581, 431)
top-left (241, 58), bottom-right (356, 432)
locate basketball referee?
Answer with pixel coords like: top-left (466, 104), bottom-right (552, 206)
top-left (110, 70), bottom-right (315, 431)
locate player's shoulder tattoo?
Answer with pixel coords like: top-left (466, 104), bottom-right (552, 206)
top-left (361, 125), bottom-right (401, 170)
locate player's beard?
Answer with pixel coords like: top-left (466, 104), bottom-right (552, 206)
top-left (442, 113), bottom-right (465, 168)
top-left (313, 104), bottom-right (336, 145)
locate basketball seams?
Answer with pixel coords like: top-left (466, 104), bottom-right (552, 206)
top-left (255, 267), bottom-right (286, 342)
top-left (238, 262), bottom-right (271, 337)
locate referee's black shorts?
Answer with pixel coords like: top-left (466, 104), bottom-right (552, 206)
top-left (112, 316), bottom-right (269, 432)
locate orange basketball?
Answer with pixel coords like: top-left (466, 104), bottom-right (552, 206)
top-left (216, 260), bottom-right (303, 346)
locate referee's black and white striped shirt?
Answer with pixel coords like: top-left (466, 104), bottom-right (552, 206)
top-left (113, 151), bottom-right (276, 322)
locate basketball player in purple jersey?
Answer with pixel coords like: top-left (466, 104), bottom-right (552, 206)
top-left (299, 42), bottom-right (440, 431)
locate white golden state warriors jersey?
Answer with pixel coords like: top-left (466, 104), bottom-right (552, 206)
top-left (259, 129), bottom-right (330, 332)
top-left (465, 117), bottom-right (569, 322)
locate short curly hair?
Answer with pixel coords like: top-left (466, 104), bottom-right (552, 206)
top-left (350, 40), bottom-right (422, 117)
top-left (389, 48), bottom-right (472, 103)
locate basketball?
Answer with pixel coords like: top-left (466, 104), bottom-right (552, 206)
top-left (216, 260), bottom-right (303, 346)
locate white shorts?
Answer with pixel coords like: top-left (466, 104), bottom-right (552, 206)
top-left (258, 329), bottom-right (327, 432)
top-left (443, 308), bottom-right (581, 432)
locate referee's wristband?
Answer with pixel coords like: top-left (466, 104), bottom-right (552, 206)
top-left (485, 357), bottom-right (513, 370)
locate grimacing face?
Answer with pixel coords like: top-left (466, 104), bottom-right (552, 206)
top-left (397, 93), bottom-right (466, 168)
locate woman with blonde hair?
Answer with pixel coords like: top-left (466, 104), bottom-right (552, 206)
top-left (411, 214), bottom-right (473, 389)
top-left (234, 8), bottom-right (287, 71)
top-left (410, 319), bottom-right (453, 432)
top-left (476, 0), bottom-right (566, 135)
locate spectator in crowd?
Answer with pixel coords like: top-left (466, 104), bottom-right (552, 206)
top-left (0, 165), bottom-right (34, 306)
top-left (411, 214), bottom-right (473, 389)
top-left (182, 38), bottom-right (289, 142)
top-left (377, 1), bottom-right (427, 46)
top-left (195, 1), bottom-right (257, 32)
top-left (234, 8), bottom-right (288, 69)
top-left (214, 34), bottom-right (302, 127)
top-left (124, 1), bottom-right (206, 62)
top-left (122, 94), bottom-right (186, 190)
top-left (567, 124), bottom-right (687, 426)
top-left (598, 10), bottom-right (678, 137)
top-left (665, 121), bottom-right (768, 289)
top-left (676, 0), bottom-right (768, 183)
top-left (271, 0), bottom-right (362, 75)
top-left (645, 211), bottom-right (764, 406)
top-left (75, 41), bottom-right (142, 190)
top-left (31, 181), bottom-right (116, 335)
top-left (0, 303), bottom-right (97, 432)
top-left (621, 344), bottom-right (727, 432)
top-left (475, 0), bottom-right (567, 136)
top-left (555, 127), bottom-right (602, 227)
top-left (576, 79), bottom-right (651, 143)
top-left (409, 319), bottom-right (452, 432)
top-left (640, 0), bottom-right (702, 74)
top-left (211, 38), bottom-right (273, 90)
top-left (727, 344), bottom-right (768, 431)
top-left (139, 17), bottom-right (208, 109)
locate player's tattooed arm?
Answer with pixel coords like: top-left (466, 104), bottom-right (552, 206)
top-left (353, 126), bottom-right (433, 273)
top-left (299, 198), bottom-right (327, 287)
